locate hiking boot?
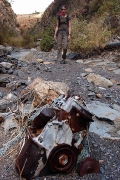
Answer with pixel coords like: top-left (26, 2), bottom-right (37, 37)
top-left (62, 49), bottom-right (67, 59)
top-left (62, 54), bottom-right (66, 59)
top-left (60, 59), bottom-right (66, 64)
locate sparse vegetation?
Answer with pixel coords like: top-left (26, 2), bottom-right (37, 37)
top-left (39, 21), bottom-right (55, 51)
top-left (3, 0), bottom-right (11, 6)
top-left (21, 34), bottom-right (35, 48)
top-left (69, 17), bottom-right (111, 54)
top-left (0, 25), bottom-right (22, 47)
top-left (1, 0), bottom-right (120, 53)
top-left (9, 36), bottom-right (23, 47)
top-left (40, 32), bottom-right (54, 52)
top-left (96, 0), bottom-right (120, 16)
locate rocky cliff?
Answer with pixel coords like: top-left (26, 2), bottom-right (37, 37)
top-left (0, 0), bottom-right (20, 36)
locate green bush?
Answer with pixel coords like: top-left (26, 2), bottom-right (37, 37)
top-left (39, 26), bottom-right (55, 52)
top-left (40, 34), bottom-right (54, 52)
top-left (96, 0), bottom-right (120, 16)
top-left (69, 17), bottom-right (111, 54)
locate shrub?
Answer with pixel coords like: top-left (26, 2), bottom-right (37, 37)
top-left (21, 34), bottom-right (35, 48)
top-left (9, 37), bottom-right (23, 47)
top-left (96, 0), bottom-right (120, 16)
top-left (40, 33), bottom-right (54, 52)
top-left (40, 25), bottom-right (55, 52)
top-left (69, 17), bottom-right (111, 54)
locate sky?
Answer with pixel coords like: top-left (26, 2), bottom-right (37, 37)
top-left (11, 0), bottom-right (54, 14)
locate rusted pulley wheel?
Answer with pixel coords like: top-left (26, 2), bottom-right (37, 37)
top-left (48, 144), bottom-right (76, 173)
top-left (79, 157), bottom-right (100, 177)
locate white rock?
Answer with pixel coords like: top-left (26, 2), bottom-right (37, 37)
top-left (21, 78), bottom-right (69, 107)
top-left (87, 73), bottom-right (113, 87)
top-left (0, 62), bottom-right (12, 69)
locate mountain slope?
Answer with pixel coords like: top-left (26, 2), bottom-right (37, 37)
top-left (0, 0), bottom-right (19, 35)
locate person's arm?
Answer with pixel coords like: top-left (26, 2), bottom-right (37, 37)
top-left (54, 20), bottom-right (59, 39)
top-left (68, 19), bottom-right (71, 40)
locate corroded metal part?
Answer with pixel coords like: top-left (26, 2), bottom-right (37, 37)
top-left (79, 157), bottom-right (100, 177)
top-left (69, 108), bottom-right (91, 132)
top-left (15, 95), bottom-right (100, 178)
top-left (32, 120), bottom-right (73, 158)
top-left (32, 108), bottom-right (55, 129)
top-left (48, 144), bottom-right (77, 173)
top-left (15, 138), bottom-right (47, 180)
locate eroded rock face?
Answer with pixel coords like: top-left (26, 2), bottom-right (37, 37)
top-left (0, 0), bottom-right (20, 36)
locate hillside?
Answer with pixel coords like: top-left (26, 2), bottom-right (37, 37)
top-left (0, 0), bottom-right (120, 52)
top-left (16, 13), bottom-right (43, 33)
top-left (30, 0), bottom-right (120, 37)
top-left (0, 0), bottom-right (20, 37)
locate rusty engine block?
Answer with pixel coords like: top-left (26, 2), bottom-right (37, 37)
top-left (15, 95), bottom-right (100, 180)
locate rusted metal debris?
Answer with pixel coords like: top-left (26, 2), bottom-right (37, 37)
top-left (15, 95), bottom-right (100, 180)
top-left (79, 157), bottom-right (100, 176)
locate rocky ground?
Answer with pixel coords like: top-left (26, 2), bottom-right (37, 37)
top-left (0, 47), bottom-right (120, 180)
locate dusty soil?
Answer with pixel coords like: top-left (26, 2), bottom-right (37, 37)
top-left (0, 48), bottom-right (120, 180)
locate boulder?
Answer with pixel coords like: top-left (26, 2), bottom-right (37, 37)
top-left (87, 73), bottom-right (113, 87)
top-left (21, 78), bottom-right (69, 107)
top-left (0, 62), bottom-right (13, 69)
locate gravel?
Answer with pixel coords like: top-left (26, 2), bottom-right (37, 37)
top-left (0, 49), bottom-right (120, 180)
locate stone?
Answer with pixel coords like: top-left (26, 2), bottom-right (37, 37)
top-left (43, 61), bottom-right (54, 65)
top-left (96, 93), bottom-right (102, 98)
top-left (36, 59), bottom-right (43, 63)
top-left (7, 68), bottom-right (13, 74)
top-left (83, 59), bottom-right (102, 66)
top-left (76, 59), bottom-right (83, 63)
top-left (20, 78), bottom-right (69, 107)
top-left (113, 68), bottom-right (120, 74)
top-left (86, 101), bottom-right (120, 123)
top-left (0, 62), bottom-right (12, 69)
top-left (1, 114), bottom-right (18, 133)
top-left (85, 68), bottom-right (93, 72)
top-left (87, 73), bottom-right (113, 87)
top-left (88, 92), bottom-right (95, 96)
top-left (0, 76), bottom-right (10, 87)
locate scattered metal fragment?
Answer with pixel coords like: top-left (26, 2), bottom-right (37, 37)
top-left (79, 157), bottom-right (100, 176)
top-left (15, 95), bottom-right (100, 179)
top-left (15, 138), bottom-right (47, 180)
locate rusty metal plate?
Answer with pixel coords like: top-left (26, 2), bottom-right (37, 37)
top-left (79, 157), bottom-right (100, 177)
top-left (32, 108), bottom-right (55, 129)
top-left (15, 138), bottom-right (47, 180)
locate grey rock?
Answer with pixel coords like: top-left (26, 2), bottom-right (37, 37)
top-left (0, 76), bottom-right (10, 87)
top-left (0, 92), bottom-right (3, 98)
top-left (88, 92), bottom-right (95, 96)
top-left (7, 68), bottom-right (13, 74)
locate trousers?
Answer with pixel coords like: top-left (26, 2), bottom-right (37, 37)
top-left (57, 31), bottom-right (68, 62)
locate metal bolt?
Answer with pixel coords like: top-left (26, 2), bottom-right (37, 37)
top-left (59, 155), bottom-right (68, 165)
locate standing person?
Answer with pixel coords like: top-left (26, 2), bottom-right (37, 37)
top-left (54, 5), bottom-right (71, 64)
